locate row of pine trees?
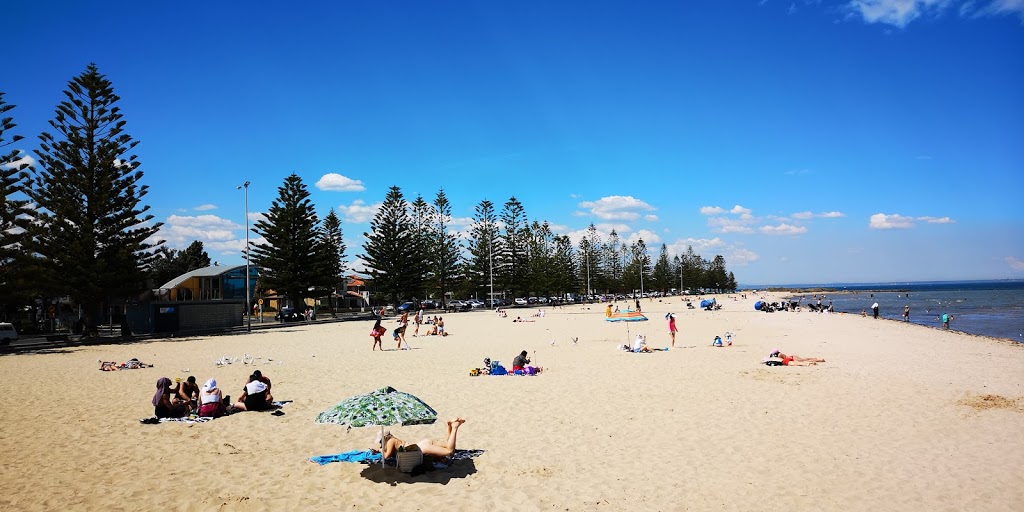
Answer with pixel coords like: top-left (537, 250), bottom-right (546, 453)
top-left (0, 65), bottom-right (737, 331)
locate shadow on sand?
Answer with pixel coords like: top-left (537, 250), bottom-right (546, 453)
top-left (359, 458), bottom-right (478, 486)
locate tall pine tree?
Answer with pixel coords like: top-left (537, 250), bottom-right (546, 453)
top-left (464, 199), bottom-right (499, 301)
top-left (431, 189), bottom-right (461, 303)
top-left (314, 208), bottom-right (346, 316)
top-left (25, 65), bottom-right (163, 329)
top-left (0, 92), bottom-right (34, 309)
top-left (250, 174), bottom-right (322, 307)
top-left (499, 196), bottom-right (528, 298)
top-left (360, 186), bottom-right (423, 305)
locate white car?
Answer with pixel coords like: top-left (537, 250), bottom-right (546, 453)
top-left (0, 323), bottom-right (19, 345)
top-left (514, 297), bottom-right (528, 306)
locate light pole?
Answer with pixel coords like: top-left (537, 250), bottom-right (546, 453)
top-left (237, 181), bottom-right (251, 332)
top-left (488, 229), bottom-right (494, 308)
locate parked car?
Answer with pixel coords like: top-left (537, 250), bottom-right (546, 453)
top-left (514, 297), bottom-right (528, 306)
top-left (0, 322), bottom-right (19, 345)
top-left (274, 307), bottom-right (303, 322)
top-left (486, 298), bottom-right (507, 308)
top-left (527, 297), bottom-right (539, 304)
top-left (446, 300), bottom-right (471, 312)
top-left (397, 301), bottom-right (418, 313)
top-left (467, 299), bottom-right (486, 309)
top-left (420, 299), bottom-right (440, 310)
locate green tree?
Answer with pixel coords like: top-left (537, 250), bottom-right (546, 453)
top-left (577, 224), bottom-right (603, 295)
top-left (250, 173), bottom-right (322, 308)
top-left (25, 65), bottom-right (163, 331)
top-left (430, 189), bottom-right (461, 303)
top-left (498, 196), bottom-right (528, 298)
top-left (603, 230), bottom-right (624, 292)
top-left (359, 186), bottom-right (422, 305)
top-left (709, 255), bottom-right (728, 292)
top-left (551, 234), bottom-right (577, 297)
top-left (408, 195), bottom-right (432, 298)
top-left (650, 243), bottom-right (672, 293)
top-left (525, 220), bottom-right (553, 295)
top-left (315, 208), bottom-right (346, 316)
top-left (0, 92), bottom-right (34, 311)
top-left (464, 199), bottom-right (499, 301)
top-left (150, 240), bottom-right (211, 288)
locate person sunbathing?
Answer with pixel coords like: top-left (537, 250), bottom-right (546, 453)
top-left (767, 349), bottom-right (825, 366)
top-left (512, 316), bottom-right (534, 323)
top-left (376, 418), bottom-right (466, 461)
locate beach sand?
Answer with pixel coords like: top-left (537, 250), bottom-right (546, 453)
top-left (1, 293), bottom-right (1022, 511)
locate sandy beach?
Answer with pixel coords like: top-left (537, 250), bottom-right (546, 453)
top-left (1, 293), bottom-right (1021, 511)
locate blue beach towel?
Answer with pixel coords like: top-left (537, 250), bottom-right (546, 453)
top-left (309, 449), bottom-right (382, 465)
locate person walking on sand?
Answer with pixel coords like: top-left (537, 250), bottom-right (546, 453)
top-left (413, 308), bottom-right (424, 336)
top-left (903, 305), bottom-right (910, 322)
top-left (872, 302), bottom-right (880, 319)
top-left (667, 313), bottom-right (678, 348)
top-left (370, 319), bottom-right (386, 351)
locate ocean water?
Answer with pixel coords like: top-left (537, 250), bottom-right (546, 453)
top-left (763, 280), bottom-right (1024, 342)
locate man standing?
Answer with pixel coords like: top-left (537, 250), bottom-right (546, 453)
top-left (903, 305), bottom-right (910, 322)
top-left (872, 302), bottom-right (880, 319)
top-left (413, 308), bottom-right (424, 337)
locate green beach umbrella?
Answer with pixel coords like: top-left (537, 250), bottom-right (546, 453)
top-left (316, 386), bottom-right (438, 466)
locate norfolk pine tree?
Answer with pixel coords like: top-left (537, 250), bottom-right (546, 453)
top-left (25, 65), bottom-right (163, 329)
top-left (0, 92), bottom-right (34, 309)
top-left (464, 199), bottom-right (499, 301)
top-left (250, 174), bottom-right (322, 308)
top-left (360, 186), bottom-right (423, 306)
top-left (315, 209), bottom-right (346, 316)
top-left (431, 189), bottom-right (461, 304)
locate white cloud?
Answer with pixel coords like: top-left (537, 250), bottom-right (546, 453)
top-left (869, 213), bottom-right (916, 229)
top-left (845, 0), bottom-right (1024, 27)
top-left (699, 206), bottom-right (725, 215)
top-left (792, 211), bottom-right (814, 220)
top-left (627, 229), bottom-right (662, 246)
top-left (793, 210), bottom-right (845, 220)
top-left (1, 151), bottom-right (35, 169)
top-left (594, 223), bottom-right (632, 235)
top-left (1006, 256), bottom-right (1024, 271)
top-left (194, 204), bottom-right (217, 211)
top-left (918, 216), bottom-right (954, 224)
top-left (157, 214), bottom-right (246, 252)
top-left (577, 195), bottom-right (656, 221)
top-left (315, 173), bottom-right (366, 192)
top-left (730, 205), bottom-right (752, 215)
top-left (731, 248), bottom-right (760, 265)
top-left (821, 211), bottom-right (845, 218)
top-left (338, 199), bottom-right (380, 224)
top-left (845, 0), bottom-right (947, 27)
top-left (708, 216), bottom-right (755, 234)
top-left (449, 216), bottom-right (474, 229)
top-left (644, 214), bottom-right (659, 222)
top-left (760, 223), bottom-right (808, 235)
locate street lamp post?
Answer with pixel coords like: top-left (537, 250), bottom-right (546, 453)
top-left (488, 233), bottom-right (494, 308)
top-left (585, 244), bottom-right (591, 300)
top-left (237, 181), bottom-right (251, 332)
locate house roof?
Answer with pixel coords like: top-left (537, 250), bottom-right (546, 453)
top-left (159, 264), bottom-right (247, 290)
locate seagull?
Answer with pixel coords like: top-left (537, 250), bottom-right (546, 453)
top-left (571, 337), bottom-right (579, 345)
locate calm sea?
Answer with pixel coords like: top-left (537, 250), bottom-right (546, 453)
top-left (746, 280), bottom-right (1024, 342)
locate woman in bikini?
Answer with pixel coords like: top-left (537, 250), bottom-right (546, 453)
top-left (376, 418), bottom-right (466, 461)
top-left (768, 349), bottom-right (826, 366)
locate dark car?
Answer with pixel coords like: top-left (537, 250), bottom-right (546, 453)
top-left (446, 300), bottom-right (472, 312)
top-left (397, 301), bottom-right (418, 313)
top-left (420, 299), bottom-right (440, 310)
top-left (275, 307), bottom-right (303, 322)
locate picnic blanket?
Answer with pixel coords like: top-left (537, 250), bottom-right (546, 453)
top-left (140, 400), bottom-right (293, 424)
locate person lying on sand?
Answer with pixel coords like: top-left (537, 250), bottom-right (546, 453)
top-left (375, 418), bottom-right (466, 461)
top-left (766, 349), bottom-right (825, 366)
top-left (512, 317), bottom-right (534, 323)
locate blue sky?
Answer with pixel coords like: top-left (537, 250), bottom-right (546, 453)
top-left (5, 0), bottom-right (1023, 285)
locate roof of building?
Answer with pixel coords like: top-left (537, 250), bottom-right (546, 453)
top-left (158, 264), bottom-right (247, 290)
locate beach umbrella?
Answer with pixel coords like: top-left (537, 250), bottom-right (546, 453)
top-left (316, 386), bottom-right (438, 467)
top-left (754, 300), bottom-right (763, 310)
top-left (605, 309), bottom-right (648, 343)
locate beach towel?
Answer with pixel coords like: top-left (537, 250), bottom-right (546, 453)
top-left (309, 450), bottom-right (382, 465)
top-left (310, 449), bottom-right (485, 468)
top-left (140, 400), bottom-right (292, 425)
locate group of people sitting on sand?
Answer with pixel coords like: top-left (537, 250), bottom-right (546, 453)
top-left (151, 370), bottom-right (277, 419)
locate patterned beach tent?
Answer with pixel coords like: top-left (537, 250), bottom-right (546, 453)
top-left (316, 386), bottom-right (438, 467)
